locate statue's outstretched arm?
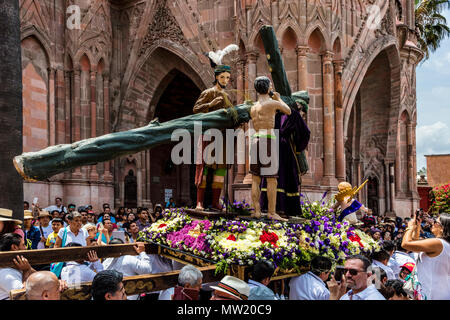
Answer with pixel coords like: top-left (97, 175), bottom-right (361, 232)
top-left (14, 104), bottom-right (251, 181)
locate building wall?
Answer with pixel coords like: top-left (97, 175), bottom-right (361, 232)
top-left (19, 0), bottom-right (422, 215)
top-left (426, 154), bottom-right (450, 187)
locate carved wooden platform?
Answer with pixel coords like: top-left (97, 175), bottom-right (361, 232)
top-left (10, 265), bottom-right (221, 300)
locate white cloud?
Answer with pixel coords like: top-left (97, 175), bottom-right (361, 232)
top-left (416, 121), bottom-right (450, 169)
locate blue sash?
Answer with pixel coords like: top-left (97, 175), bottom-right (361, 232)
top-left (338, 200), bottom-right (362, 221)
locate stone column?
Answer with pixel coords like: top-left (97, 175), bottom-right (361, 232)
top-left (234, 59), bottom-right (246, 183)
top-left (48, 67), bottom-right (56, 146)
top-left (140, 151), bottom-right (146, 206)
top-left (55, 68), bottom-right (65, 144)
top-left (395, 120), bottom-right (402, 195)
top-left (0, 0), bottom-right (23, 219)
top-left (72, 67), bottom-right (82, 178)
top-left (243, 51), bottom-right (258, 184)
top-left (334, 60), bottom-right (345, 182)
top-left (296, 46), bottom-right (309, 91)
top-left (89, 70), bottom-right (98, 180)
top-left (320, 51), bottom-right (338, 186)
top-left (246, 50), bottom-right (258, 101)
top-left (407, 122), bottom-right (414, 195)
top-left (390, 163), bottom-right (396, 213)
top-left (102, 72), bottom-right (113, 180)
top-left (146, 150), bottom-right (151, 205)
top-left (63, 70), bottom-right (71, 179)
top-left (384, 161), bottom-right (391, 213)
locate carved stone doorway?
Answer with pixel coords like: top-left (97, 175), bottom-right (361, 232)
top-left (149, 70), bottom-right (201, 207)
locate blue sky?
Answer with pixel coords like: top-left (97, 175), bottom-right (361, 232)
top-left (415, 9), bottom-right (450, 170)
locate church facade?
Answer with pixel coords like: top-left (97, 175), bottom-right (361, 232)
top-left (19, 0), bottom-right (422, 217)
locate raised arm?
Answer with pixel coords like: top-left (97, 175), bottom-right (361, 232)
top-left (402, 217), bottom-right (443, 256)
top-left (273, 92), bottom-right (291, 115)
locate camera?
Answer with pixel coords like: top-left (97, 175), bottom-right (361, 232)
top-left (334, 266), bottom-right (345, 283)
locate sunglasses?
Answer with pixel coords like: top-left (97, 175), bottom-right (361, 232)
top-left (342, 268), bottom-right (365, 276)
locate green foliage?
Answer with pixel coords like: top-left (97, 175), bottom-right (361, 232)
top-left (214, 260), bottom-right (229, 276)
top-left (415, 0), bottom-right (450, 60)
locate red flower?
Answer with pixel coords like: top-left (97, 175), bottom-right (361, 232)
top-left (227, 234), bottom-right (236, 241)
top-left (158, 223), bottom-right (167, 229)
top-left (348, 233), bottom-right (364, 248)
top-left (259, 231), bottom-right (279, 247)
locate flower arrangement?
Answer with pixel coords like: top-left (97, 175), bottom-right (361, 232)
top-left (206, 219), bottom-right (304, 274)
top-left (300, 192), bottom-right (337, 219)
top-left (225, 199), bottom-right (254, 215)
top-left (137, 201), bottom-right (380, 274)
top-left (165, 219), bottom-right (212, 256)
top-left (138, 208), bottom-right (191, 243)
top-left (429, 183), bottom-right (450, 213)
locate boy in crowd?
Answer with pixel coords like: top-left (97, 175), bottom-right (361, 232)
top-left (45, 218), bottom-right (64, 249)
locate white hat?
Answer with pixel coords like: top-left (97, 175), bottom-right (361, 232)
top-left (210, 275), bottom-right (250, 300)
top-left (0, 208), bottom-right (22, 224)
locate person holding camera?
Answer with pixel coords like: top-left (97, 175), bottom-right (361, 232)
top-left (327, 255), bottom-right (385, 300)
top-left (401, 212), bottom-right (450, 300)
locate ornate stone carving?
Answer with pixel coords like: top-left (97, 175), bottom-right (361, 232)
top-left (139, 0), bottom-right (189, 57)
top-left (375, 3), bottom-right (395, 38)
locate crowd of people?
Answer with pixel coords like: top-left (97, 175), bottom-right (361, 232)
top-left (0, 196), bottom-right (448, 301)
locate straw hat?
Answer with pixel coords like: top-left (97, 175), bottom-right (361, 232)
top-left (24, 210), bottom-right (34, 220)
top-left (0, 208), bottom-right (22, 224)
top-left (210, 276), bottom-right (250, 300)
top-left (38, 211), bottom-right (51, 219)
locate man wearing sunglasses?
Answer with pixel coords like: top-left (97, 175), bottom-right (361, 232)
top-left (328, 255), bottom-right (385, 300)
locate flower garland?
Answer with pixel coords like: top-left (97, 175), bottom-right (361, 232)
top-left (137, 203), bottom-right (380, 271)
top-left (166, 220), bottom-right (212, 256)
top-left (138, 208), bottom-right (191, 243)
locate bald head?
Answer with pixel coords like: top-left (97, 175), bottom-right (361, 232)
top-left (26, 271), bottom-right (60, 300)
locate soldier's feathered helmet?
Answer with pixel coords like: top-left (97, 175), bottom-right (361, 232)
top-left (207, 44), bottom-right (239, 83)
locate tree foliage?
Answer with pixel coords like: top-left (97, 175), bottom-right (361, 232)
top-left (415, 0), bottom-right (450, 60)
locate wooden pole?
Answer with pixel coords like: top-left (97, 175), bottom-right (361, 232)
top-left (0, 243), bottom-right (159, 268)
top-left (10, 265), bottom-right (221, 300)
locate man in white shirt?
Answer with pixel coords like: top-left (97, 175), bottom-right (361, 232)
top-left (289, 256), bottom-right (331, 300)
top-left (0, 233), bottom-right (36, 300)
top-left (102, 239), bottom-right (152, 300)
top-left (328, 254), bottom-right (385, 300)
top-left (371, 249), bottom-right (396, 280)
top-left (44, 197), bottom-right (67, 214)
top-left (37, 211), bottom-right (53, 249)
top-left (60, 243), bottom-right (103, 285)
